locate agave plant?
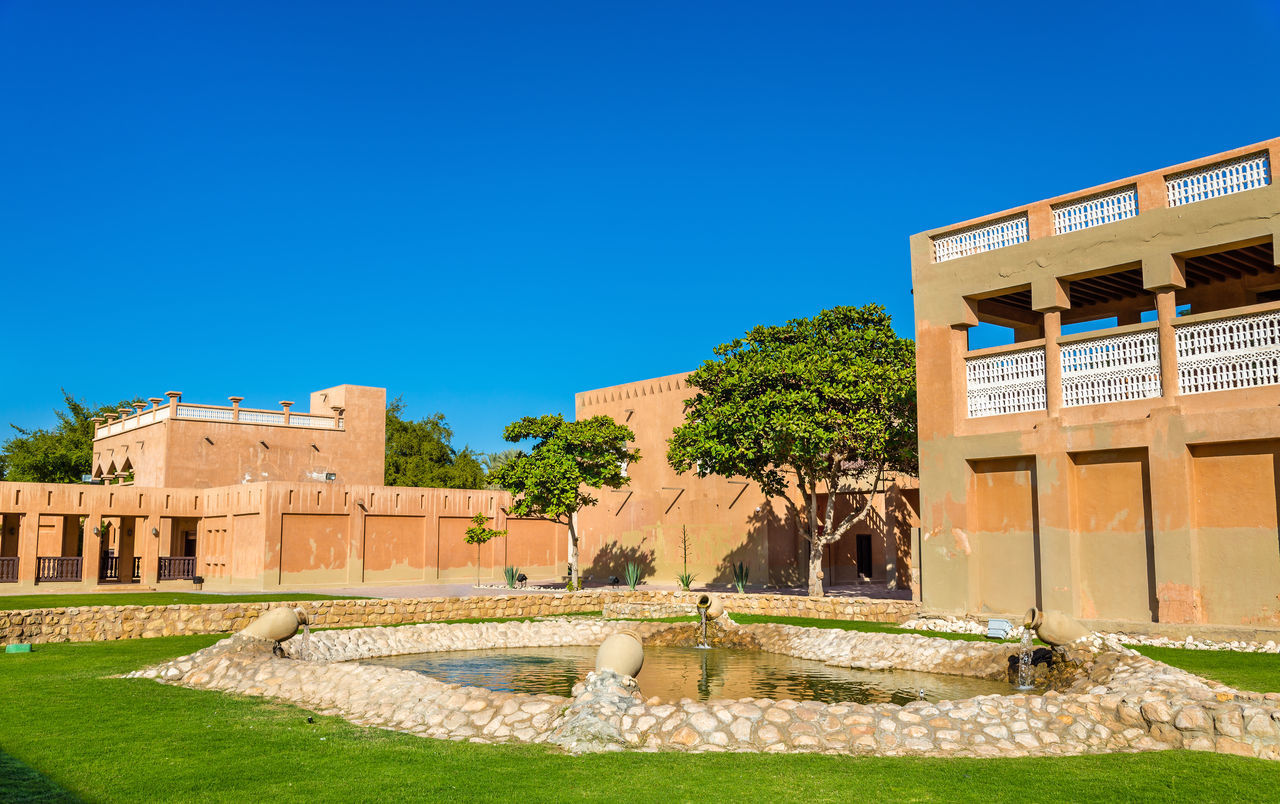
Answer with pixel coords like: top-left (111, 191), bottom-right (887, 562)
top-left (503, 566), bottom-right (520, 589)
top-left (732, 561), bottom-right (749, 594)
top-left (676, 571), bottom-right (696, 591)
top-left (623, 561), bottom-right (643, 591)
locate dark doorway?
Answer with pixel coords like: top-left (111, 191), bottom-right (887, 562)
top-left (855, 534), bottom-right (872, 578)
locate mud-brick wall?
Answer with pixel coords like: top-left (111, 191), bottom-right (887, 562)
top-left (0, 591), bottom-right (920, 645)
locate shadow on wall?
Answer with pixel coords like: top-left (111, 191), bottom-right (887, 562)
top-left (583, 538), bottom-right (657, 584)
top-left (722, 498), bottom-right (803, 587)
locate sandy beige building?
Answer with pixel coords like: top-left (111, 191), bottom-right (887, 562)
top-left (0, 480), bottom-right (565, 592)
top-left (574, 372), bottom-right (917, 592)
top-left (911, 137), bottom-right (1280, 627)
top-left (0, 383), bottom-right (565, 592)
top-left (91, 385), bottom-right (386, 488)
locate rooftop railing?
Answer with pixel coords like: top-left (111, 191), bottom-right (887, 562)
top-left (94, 394), bottom-right (344, 439)
top-left (930, 142), bottom-right (1275, 262)
top-left (933, 215), bottom-right (1028, 263)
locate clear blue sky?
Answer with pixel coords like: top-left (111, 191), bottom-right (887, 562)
top-left (2, 1), bottom-right (1278, 455)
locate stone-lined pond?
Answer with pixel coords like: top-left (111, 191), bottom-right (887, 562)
top-left (358, 644), bottom-right (1012, 704)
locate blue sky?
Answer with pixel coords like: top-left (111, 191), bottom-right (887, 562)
top-left (2, 1), bottom-right (1278, 455)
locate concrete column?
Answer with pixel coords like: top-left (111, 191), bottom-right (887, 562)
top-left (1043, 311), bottom-right (1063, 418)
top-left (229, 396), bottom-right (243, 422)
top-left (136, 516), bottom-right (160, 586)
top-left (82, 513), bottom-right (104, 585)
top-left (1156, 289), bottom-right (1181, 403)
top-left (1146, 425), bottom-right (1202, 624)
top-left (1034, 452), bottom-right (1074, 615)
top-left (166, 391), bottom-right (181, 418)
top-left (279, 401), bottom-right (293, 425)
top-left (17, 513), bottom-right (38, 584)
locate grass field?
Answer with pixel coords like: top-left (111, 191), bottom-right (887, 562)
top-left (0, 593), bottom-right (365, 610)
top-left (3, 616), bottom-right (1279, 802)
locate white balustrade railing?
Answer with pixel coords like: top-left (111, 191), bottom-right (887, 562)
top-left (288, 414), bottom-right (337, 429)
top-left (238, 410), bottom-right (286, 425)
top-left (95, 406), bottom-right (171, 438)
top-left (1052, 186), bottom-right (1138, 234)
top-left (966, 346), bottom-right (1047, 418)
top-left (1176, 309), bottom-right (1280, 395)
top-left (96, 401), bottom-right (340, 437)
top-left (177, 405), bottom-right (235, 422)
top-left (1166, 152), bottom-right (1270, 207)
top-left (1061, 329), bottom-right (1161, 407)
top-left (933, 214), bottom-right (1028, 262)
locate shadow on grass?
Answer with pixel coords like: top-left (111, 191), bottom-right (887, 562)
top-left (0, 747), bottom-right (81, 803)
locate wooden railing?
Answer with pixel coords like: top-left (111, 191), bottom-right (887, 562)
top-left (158, 556), bottom-right (196, 581)
top-left (0, 557), bottom-right (17, 583)
top-left (100, 554), bottom-right (120, 581)
top-left (132, 556), bottom-right (141, 581)
top-left (36, 556), bottom-right (82, 583)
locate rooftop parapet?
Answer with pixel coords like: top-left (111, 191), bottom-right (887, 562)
top-left (925, 139), bottom-right (1276, 263)
top-left (92, 392), bottom-right (344, 440)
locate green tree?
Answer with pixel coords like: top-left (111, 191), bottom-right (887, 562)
top-left (667, 305), bottom-right (917, 597)
top-left (463, 512), bottom-right (508, 585)
top-left (383, 398), bottom-right (487, 489)
top-left (2, 391), bottom-right (140, 483)
top-left (482, 448), bottom-right (521, 489)
top-left (488, 414), bottom-right (640, 589)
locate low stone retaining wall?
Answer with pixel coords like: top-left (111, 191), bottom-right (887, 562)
top-left (602, 601), bottom-right (698, 619)
top-left (128, 618), bottom-right (1280, 759)
top-left (0, 591), bottom-right (919, 645)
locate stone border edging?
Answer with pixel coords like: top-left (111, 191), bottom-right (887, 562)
top-left (129, 618), bottom-right (1280, 760)
top-left (1, 591), bottom-right (918, 645)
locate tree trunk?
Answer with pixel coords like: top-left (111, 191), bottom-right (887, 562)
top-left (567, 514), bottom-right (579, 590)
top-left (807, 537), bottom-right (825, 597)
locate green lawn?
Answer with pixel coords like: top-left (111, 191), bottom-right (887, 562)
top-left (0, 593), bottom-right (366, 610)
top-left (2, 624), bottom-right (1279, 801)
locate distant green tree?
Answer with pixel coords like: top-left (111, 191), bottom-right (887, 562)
top-left (383, 398), bottom-right (488, 489)
top-left (483, 448), bottom-right (521, 476)
top-left (489, 414), bottom-right (639, 589)
top-left (2, 391), bottom-right (140, 483)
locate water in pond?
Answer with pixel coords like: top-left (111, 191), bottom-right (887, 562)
top-left (359, 645), bottom-right (1011, 705)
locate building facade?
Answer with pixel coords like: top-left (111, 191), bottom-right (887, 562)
top-left (0, 480), bottom-right (565, 592)
top-left (0, 383), bottom-right (565, 592)
top-left (574, 372), bottom-right (917, 593)
top-left (911, 138), bottom-right (1280, 627)
top-left (91, 385), bottom-right (386, 488)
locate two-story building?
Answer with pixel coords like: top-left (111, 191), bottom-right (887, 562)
top-left (911, 138), bottom-right (1280, 627)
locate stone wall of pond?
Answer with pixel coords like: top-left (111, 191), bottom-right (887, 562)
top-left (127, 618), bottom-right (1280, 760)
top-left (0, 591), bottom-right (919, 645)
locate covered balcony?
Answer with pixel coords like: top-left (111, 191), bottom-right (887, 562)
top-left (964, 240), bottom-right (1280, 419)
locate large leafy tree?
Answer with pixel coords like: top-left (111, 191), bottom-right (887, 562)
top-left (2, 391), bottom-right (142, 483)
top-left (667, 305), bottom-right (917, 597)
top-left (384, 398), bottom-right (487, 489)
top-left (488, 414), bottom-right (639, 589)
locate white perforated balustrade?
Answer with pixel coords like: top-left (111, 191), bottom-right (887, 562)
top-left (1060, 329), bottom-right (1161, 407)
top-left (1166, 152), bottom-right (1270, 207)
top-left (933, 215), bottom-right (1028, 262)
top-left (1176, 309), bottom-right (1280, 395)
top-left (966, 347), bottom-right (1046, 418)
top-left (176, 405), bottom-right (234, 421)
top-left (1052, 186), bottom-right (1138, 234)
